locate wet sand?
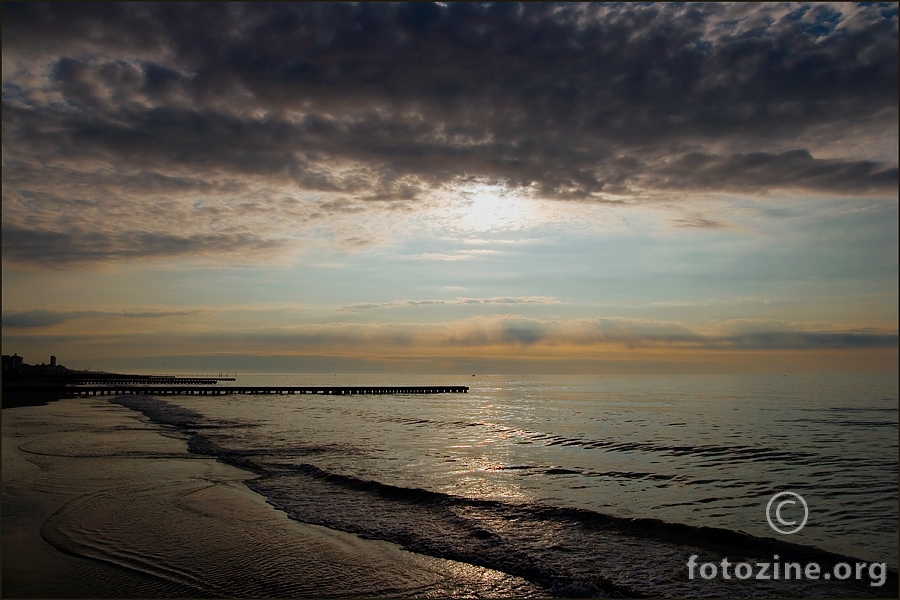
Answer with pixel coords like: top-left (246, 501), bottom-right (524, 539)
top-left (2, 397), bottom-right (543, 598)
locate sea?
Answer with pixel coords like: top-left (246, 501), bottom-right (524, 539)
top-left (112, 373), bottom-right (898, 597)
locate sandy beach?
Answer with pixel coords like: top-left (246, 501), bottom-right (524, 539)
top-left (2, 396), bottom-right (542, 598)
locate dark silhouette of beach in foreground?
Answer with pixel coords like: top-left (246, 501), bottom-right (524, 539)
top-left (3, 396), bottom-right (542, 597)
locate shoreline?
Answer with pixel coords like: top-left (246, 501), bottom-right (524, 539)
top-left (5, 392), bottom-right (896, 598)
top-left (112, 395), bottom-right (898, 597)
top-left (2, 396), bottom-right (543, 597)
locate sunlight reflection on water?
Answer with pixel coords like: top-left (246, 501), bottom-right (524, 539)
top-left (169, 373), bottom-right (898, 568)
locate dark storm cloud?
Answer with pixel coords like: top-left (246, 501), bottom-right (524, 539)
top-left (672, 218), bottom-right (728, 229)
top-left (715, 329), bottom-right (899, 350)
top-left (343, 296), bottom-right (557, 310)
top-left (438, 317), bottom-right (899, 350)
top-left (2, 308), bottom-right (201, 328)
top-left (1, 223), bottom-right (284, 268)
top-left (3, 3), bottom-right (897, 264)
top-left (655, 150), bottom-right (898, 195)
top-left (5, 314), bottom-right (894, 352)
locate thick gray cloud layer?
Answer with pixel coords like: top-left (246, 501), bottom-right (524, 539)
top-left (1, 308), bottom-right (201, 328)
top-left (3, 3), bottom-right (897, 265)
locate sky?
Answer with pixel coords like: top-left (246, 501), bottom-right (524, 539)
top-left (2, 2), bottom-right (897, 374)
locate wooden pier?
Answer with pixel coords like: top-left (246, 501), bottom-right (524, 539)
top-left (67, 385), bottom-right (468, 397)
top-left (71, 376), bottom-right (235, 385)
top-left (4, 374), bottom-right (235, 385)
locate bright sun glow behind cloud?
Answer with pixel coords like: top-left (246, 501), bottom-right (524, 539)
top-left (454, 182), bottom-right (535, 232)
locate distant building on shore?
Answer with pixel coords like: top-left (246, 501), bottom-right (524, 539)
top-left (2, 353), bottom-right (69, 374)
top-left (2, 353), bottom-right (25, 372)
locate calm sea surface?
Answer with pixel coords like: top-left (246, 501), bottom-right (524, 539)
top-left (115, 373), bottom-right (898, 596)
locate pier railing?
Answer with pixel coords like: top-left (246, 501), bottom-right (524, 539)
top-left (66, 385), bottom-right (469, 397)
top-left (3, 373), bottom-right (235, 385)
